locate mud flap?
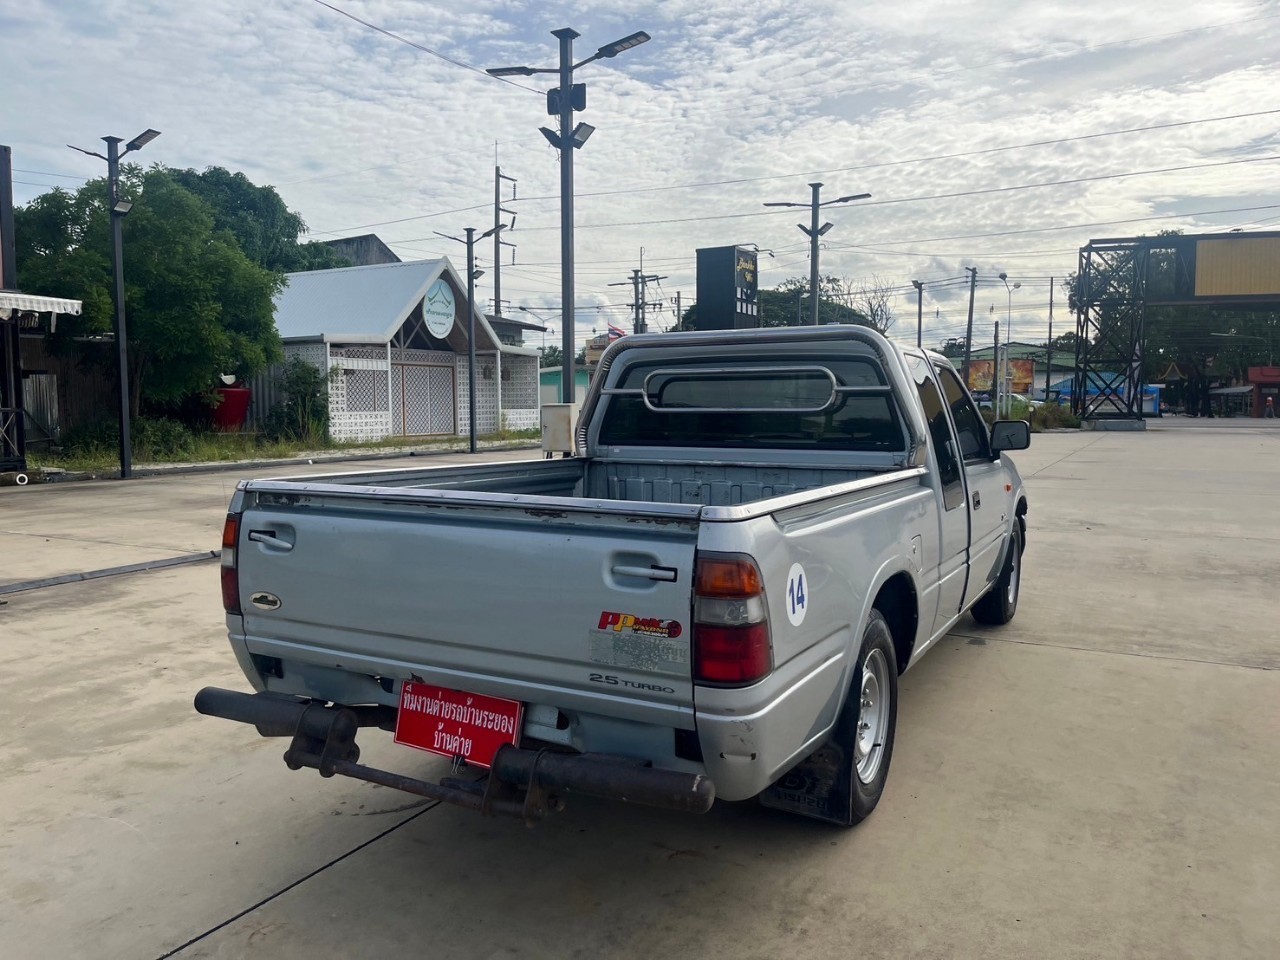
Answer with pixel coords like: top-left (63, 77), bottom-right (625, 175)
top-left (758, 735), bottom-right (855, 826)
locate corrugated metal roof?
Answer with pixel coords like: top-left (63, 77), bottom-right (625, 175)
top-left (273, 259), bottom-right (448, 342)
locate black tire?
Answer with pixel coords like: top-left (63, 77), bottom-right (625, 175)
top-left (971, 524), bottom-right (1022, 625)
top-left (760, 609), bottom-right (899, 826)
top-left (843, 609), bottom-right (900, 824)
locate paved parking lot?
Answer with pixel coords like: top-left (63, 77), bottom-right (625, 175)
top-left (2, 426), bottom-right (1278, 959)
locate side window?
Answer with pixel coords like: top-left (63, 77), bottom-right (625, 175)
top-left (906, 357), bottom-right (964, 511)
top-left (935, 364), bottom-right (992, 462)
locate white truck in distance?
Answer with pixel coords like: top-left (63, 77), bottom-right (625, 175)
top-left (197, 326), bottom-right (1030, 827)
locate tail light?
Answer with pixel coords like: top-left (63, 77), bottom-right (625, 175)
top-left (693, 554), bottom-right (772, 686)
top-left (221, 513), bottom-right (241, 615)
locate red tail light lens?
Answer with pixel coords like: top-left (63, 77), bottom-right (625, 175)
top-left (693, 554), bottom-right (772, 686)
top-left (221, 513), bottom-right (241, 615)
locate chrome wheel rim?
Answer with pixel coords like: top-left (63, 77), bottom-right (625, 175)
top-left (855, 647), bottom-right (890, 784)
top-left (1007, 538), bottom-right (1020, 607)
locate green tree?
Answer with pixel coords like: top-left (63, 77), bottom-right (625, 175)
top-left (540, 344), bottom-right (564, 369)
top-left (676, 277), bottom-right (871, 330)
top-left (16, 168), bottom-right (283, 415)
top-left (168, 166), bottom-right (348, 272)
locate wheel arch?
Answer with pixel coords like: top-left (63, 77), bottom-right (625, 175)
top-left (870, 571), bottom-right (919, 675)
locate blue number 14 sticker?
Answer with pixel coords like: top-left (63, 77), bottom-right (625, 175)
top-left (786, 562), bottom-right (808, 626)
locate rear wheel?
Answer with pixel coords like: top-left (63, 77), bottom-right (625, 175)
top-left (759, 609), bottom-right (899, 826)
top-left (972, 525), bottom-right (1021, 625)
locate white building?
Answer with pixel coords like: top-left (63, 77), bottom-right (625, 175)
top-left (271, 259), bottom-right (539, 442)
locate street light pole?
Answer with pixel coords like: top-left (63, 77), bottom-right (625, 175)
top-left (554, 28), bottom-right (577, 403)
top-left (488, 28), bottom-right (650, 403)
top-left (105, 137), bottom-right (131, 478)
top-left (764, 184), bottom-right (871, 326)
top-left (68, 128), bottom-right (160, 480)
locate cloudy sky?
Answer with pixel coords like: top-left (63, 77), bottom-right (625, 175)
top-left (6, 0), bottom-right (1280, 350)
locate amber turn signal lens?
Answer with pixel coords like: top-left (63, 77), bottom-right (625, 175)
top-left (695, 556), bottom-right (764, 598)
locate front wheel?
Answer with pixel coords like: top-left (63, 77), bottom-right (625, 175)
top-left (971, 524), bottom-right (1022, 625)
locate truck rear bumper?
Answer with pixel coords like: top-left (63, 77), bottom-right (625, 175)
top-left (195, 687), bottom-right (715, 823)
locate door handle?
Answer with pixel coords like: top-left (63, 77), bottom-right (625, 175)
top-left (248, 530), bottom-right (294, 551)
top-left (972, 491), bottom-right (981, 510)
top-left (611, 565), bottom-right (678, 582)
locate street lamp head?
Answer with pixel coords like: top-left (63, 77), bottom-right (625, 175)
top-left (763, 201), bottom-right (803, 207)
top-left (125, 129), bottom-right (161, 153)
top-left (538, 127), bottom-right (562, 149)
top-left (998, 272), bottom-right (1008, 282)
top-left (471, 268), bottom-right (485, 280)
top-left (112, 199), bottom-right (134, 216)
top-left (487, 65), bottom-right (535, 77)
top-left (570, 122), bottom-right (595, 147)
top-left (596, 31), bottom-right (650, 58)
top-left (831, 193), bottom-right (872, 204)
top-left (1012, 281), bottom-right (1021, 290)
top-left (818, 222), bottom-right (834, 236)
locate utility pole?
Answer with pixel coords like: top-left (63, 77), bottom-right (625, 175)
top-left (610, 260), bottom-right (666, 334)
top-left (994, 320), bottom-right (1001, 418)
top-left (963, 267), bottom-right (978, 388)
top-left (493, 166), bottom-right (517, 317)
top-left (911, 280), bottom-right (923, 349)
top-left (764, 183), bottom-right (870, 325)
top-left (435, 223), bottom-right (506, 453)
top-left (675, 291), bottom-right (681, 330)
top-left (1046, 277), bottom-right (1054, 401)
top-left (631, 269), bottom-right (642, 334)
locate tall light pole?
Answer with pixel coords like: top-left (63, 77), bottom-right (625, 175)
top-left (488, 28), bottom-right (650, 403)
top-left (764, 183), bottom-right (870, 325)
top-left (436, 224), bottom-right (506, 453)
top-left (68, 128), bottom-right (160, 479)
top-left (998, 272), bottom-right (1020, 416)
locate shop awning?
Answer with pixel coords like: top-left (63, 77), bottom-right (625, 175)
top-left (0, 292), bottom-right (83, 316)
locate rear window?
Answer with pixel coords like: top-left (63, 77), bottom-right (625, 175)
top-left (597, 355), bottom-right (905, 451)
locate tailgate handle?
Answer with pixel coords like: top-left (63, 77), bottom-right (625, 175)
top-left (611, 564), bottom-right (678, 582)
top-left (248, 530), bottom-right (294, 552)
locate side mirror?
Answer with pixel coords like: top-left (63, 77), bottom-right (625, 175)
top-left (990, 419), bottom-right (1030, 453)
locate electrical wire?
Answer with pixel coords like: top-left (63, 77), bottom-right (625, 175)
top-left (497, 155), bottom-right (1280, 233)
top-left (506, 108), bottom-right (1280, 205)
top-left (309, 0), bottom-right (541, 94)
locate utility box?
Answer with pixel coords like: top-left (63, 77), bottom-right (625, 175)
top-left (541, 403), bottom-right (579, 456)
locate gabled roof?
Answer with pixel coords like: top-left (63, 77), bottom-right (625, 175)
top-left (273, 259), bottom-right (518, 353)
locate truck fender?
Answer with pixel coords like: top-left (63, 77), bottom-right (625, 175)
top-left (833, 558), bottom-right (921, 718)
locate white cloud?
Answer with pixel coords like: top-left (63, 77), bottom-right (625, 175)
top-left (5, 0), bottom-right (1280, 346)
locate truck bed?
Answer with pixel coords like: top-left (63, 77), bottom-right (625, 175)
top-left (267, 456), bottom-right (892, 509)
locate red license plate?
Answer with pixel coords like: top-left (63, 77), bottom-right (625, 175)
top-left (394, 681), bottom-right (523, 769)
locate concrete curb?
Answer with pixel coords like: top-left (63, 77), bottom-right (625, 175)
top-left (35, 441), bottom-right (543, 483)
top-left (0, 551), bottom-right (219, 596)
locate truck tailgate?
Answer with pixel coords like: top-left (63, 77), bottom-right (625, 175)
top-left (234, 489), bottom-right (701, 720)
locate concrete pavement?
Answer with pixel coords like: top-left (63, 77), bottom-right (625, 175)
top-left (1, 426), bottom-right (1278, 959)
top-left (0, 449), bottom-right (544, 586)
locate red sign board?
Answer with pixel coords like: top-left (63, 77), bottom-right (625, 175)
top-left (394, 681), bottom-right (523, 769)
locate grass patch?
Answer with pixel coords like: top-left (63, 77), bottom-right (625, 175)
top-left (28, 419), bottom-right (541, 474)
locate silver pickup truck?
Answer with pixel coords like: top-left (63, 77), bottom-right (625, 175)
top-left (197, 326), bottom-right (1029, 827)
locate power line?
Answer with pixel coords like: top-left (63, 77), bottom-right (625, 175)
top-left (308, 0), bottom-right (540, 94)
top-left (483, 155), bottom-right (1280, 233)
top-left (506, 107), bottom-right (1280, 205)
